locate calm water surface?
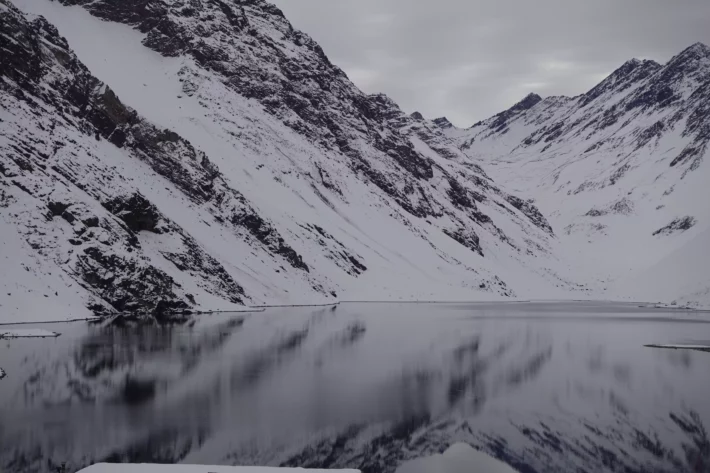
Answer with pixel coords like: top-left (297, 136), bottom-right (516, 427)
top-left (1, 302), bottom-right (709, 473)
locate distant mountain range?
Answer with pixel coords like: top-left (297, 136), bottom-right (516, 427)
top-left (1, 0), bottom-right (708, 321)
top-left (435, 42), bottom-right (710, 308)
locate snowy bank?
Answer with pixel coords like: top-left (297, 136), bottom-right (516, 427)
top-left (73, 445), bottom-right (518, 473)
top-left (77, 465), bottom-right (359, 473)
top-left (645, 344), bottom-right (710, 353)
top-left (0, 328), bottom-right (60, 339)
top-left (396, 443), bottom-right (518, 473)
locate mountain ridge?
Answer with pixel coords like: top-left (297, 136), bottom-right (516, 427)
top-left (2, 0), bottom-right (708, 320)
top-left (1, 0), bottom-right (578, 321)
top-left (441, 41), bottom-right (710, 308)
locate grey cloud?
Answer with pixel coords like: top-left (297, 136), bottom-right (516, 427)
top-left (271, 0), bottom-right (710, 126)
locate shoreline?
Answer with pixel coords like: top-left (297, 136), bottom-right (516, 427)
top-left (0, 298), bottom-right (707, 328)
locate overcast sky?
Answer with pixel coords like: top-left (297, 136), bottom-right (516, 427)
top-left (270, 0), bottom-right (710, 126)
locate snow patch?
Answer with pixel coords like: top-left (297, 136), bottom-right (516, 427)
top-left (0, 328), bottom-right (59, 338)
top-left (396, 443), bottom-right (518, 473)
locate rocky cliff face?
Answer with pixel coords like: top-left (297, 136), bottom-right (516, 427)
top-left (443, 42), bottom-right (710, 307)
top-left (1, 0), bottom-right (572, 320)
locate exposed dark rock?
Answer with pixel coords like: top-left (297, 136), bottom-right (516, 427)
top-left (122, 377), bottom-right (157, 405)
top-left (77, 246), bottom-right (189, 315)
top-left (585, 209), bottom-right (606, 217)
top-left (433, 117), bottom-right (454, 129)
top-left (608, 163), bottom-right (631, 186)
top-left (587, 198), bottom-right (634, 217)
top-left (161, 236), bottom-right (246, 305)
top-left (447, 178), bottom-right (474, 209)
top-left (300, 223), bottom-right (368, 276)
top-left (504, 195), bottom-right (554, 235)
top-left (488, 93), bottom-right (542, 132)
top-left (625, 84), bottom-right (676, 111)
top-left (103, 193), bottom-right (163, 234)
top-left (580, 59), bottom-right (661, 108)
top-left (652, 216), bottom-right (697, 236)
top-left (47, 201), bottom-right (70, 216)
top-left (82, 216), bottom-right (100, 228)
top-left (233, 213), bottom-right (309, 272)
top-left (636, 120), bottom-right (665, 148)
top-left (443, 227), bottom-right (484, 256)
top-left (670, 144), bottom-right (706, 168)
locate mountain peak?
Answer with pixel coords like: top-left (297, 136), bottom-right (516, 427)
top-left (579, 57), bottom-right (661, 107)
top-left (514, 93), bottom-right (543, 111)
top-left (410, 111), bottom-right (424, 120)
top-left (685, 42), bottom-right (710, 55)
top-left (477, 92), bottom-right (542, 130)
top-left (668, 42), bottom-right (710, 65)
top-left (433, 117), bottom-right (454, 129)
top-left (621, 58), bottom-right (661, 69)
top-left (616, 58), bottom-right (662, 76)
top-left (657, 42), bottom-right (710, 84)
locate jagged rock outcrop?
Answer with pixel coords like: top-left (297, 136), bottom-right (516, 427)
top-left (433, 117), bottom-right (455, 130)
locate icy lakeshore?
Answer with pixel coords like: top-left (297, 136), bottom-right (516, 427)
top-left (76, 444), bottom-right (517, 473)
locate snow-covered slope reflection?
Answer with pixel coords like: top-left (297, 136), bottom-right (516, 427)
top-left (0, 302), bottom-right (709, 473)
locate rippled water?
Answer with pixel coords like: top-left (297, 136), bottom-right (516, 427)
top-left (1, 302), bottom-right (709, 473)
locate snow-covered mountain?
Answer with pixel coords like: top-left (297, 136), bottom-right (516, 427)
top-left (0, 0), bottom-right (576, 321)
top-left (441, 43), bottom-right (710, 307)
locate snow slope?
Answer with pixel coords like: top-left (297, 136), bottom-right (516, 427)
top-left (74, 445), bottom-right (517, 473)
top-left (396, 443), bottom-right (518, 473)
top-left (614, 226), bottom-right (710, 308)
top-left (442, 46), bottom-right (710, 307)
top-left (1, 0), bottom-right (575, 322)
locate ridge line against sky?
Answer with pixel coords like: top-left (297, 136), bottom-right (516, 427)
top-left (271, 0), bottom-right (710, 127)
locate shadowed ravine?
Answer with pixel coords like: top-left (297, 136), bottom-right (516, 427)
top-left (0, 302), bottom-right (709, 473)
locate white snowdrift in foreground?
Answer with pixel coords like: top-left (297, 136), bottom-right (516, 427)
top-left (74, 444), bottom-right (517, 473)
top-left (0, 328), bottom-right (60, 338)
top-left (77, 465), bottom-right (359, 473)
top-left (396, 443), bottom-right (518, 473)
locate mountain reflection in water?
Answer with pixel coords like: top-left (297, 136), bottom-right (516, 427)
top-left (0, 302), bottom-right (709, 473)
